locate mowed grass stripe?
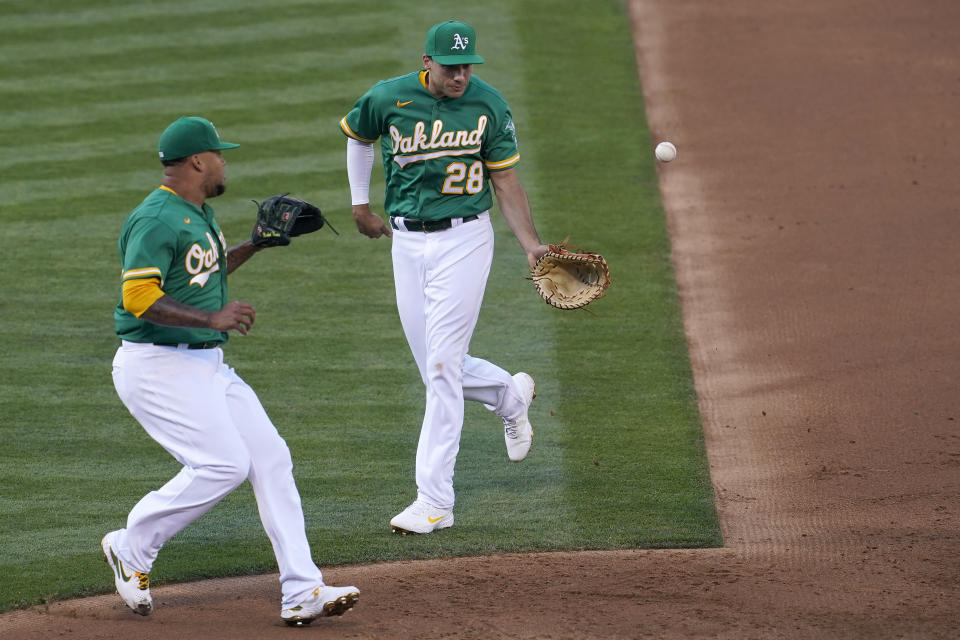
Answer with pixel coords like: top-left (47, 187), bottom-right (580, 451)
top-left (0, 39), bottom-right (396, 101)
top-left (2, 122), bottom-right (349, 178)
top-left (0, 69), bottom-right (393, 133)
top-left (0, 28), bottom-right (397, 84)
top-left (0, 0), bottom-right (386, 42)
top-left (0, 15), bottom-right (393, 67)
top-left (2, 137), bottom-right (339, 178)
top-left (0, 102), bottom-right (367, 170)
top-left (0, 151), bottom-right (345, 205)
top-left (0, 0), bottom-right (376, 35)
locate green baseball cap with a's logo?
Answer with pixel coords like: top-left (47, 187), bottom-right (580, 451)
top-left (157, 116), bottom-right (240, 161)
top-left (424, 20), bottom-right (484, 65)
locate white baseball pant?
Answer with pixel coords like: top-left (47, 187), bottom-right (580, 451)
top-left (111, 341), bottom-right (321, 608)
top-left (391, 212), bottom-right (530, 509)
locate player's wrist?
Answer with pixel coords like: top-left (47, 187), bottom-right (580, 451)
top-left (351, 204), bottom-right (373, 216)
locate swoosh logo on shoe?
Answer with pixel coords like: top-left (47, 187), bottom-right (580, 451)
top-left (396, 100), bottom-right (414, 107)
top-left (110, 548), bottom-right (132, 582)
top-left (427, 515), bottom-right (445, 523)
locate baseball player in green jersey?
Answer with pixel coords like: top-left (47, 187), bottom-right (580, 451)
top-left (341, 21), bottom-right (550, 534)
top-left (103, 116), bottom-right (358, 624)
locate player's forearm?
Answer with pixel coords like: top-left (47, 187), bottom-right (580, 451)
top-left (226, 240), bottom-right (262, 274)
top-left (142, 296), bottom-right (256, 335)
top-left (491, 170), bottom-right (541, 252)
top-left (141, 295), bottom-right (215, 329)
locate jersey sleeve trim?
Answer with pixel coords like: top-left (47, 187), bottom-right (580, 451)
top-left (122, 266), bottom-right (163, 281)
top-left (484, 153), bottom-right (520, 171)
top-left (340, 117), bottom-right (378, 143)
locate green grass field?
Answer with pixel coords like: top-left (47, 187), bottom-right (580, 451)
top-left (0, 0), bottom-right (720, 612)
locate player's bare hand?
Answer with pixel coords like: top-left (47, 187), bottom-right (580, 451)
top-left (210, 301), bottom-right (256, 335)
top-left (526, 244), bottom-right (550, 270)
top-left (353, 204), bottom-right (393, 239)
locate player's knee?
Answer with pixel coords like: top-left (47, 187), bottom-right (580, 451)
top-left (208, 451), bottom-right (251, 488)
top-left (426, 358), bottom-right (463, 388)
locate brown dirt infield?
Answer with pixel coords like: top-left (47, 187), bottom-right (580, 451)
top-left (3, 1), bottom-right (959, 637)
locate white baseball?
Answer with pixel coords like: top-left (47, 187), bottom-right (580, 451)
top-left (655, 141), bottom-right (677, 162)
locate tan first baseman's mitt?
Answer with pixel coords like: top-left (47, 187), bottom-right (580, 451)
top-left (531, 242), bottom-right (611, 310)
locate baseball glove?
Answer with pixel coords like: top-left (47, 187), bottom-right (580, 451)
top-left (250, 194), bottom-right (338, 248)
top-left (530, 241), bottom-right (611, 310)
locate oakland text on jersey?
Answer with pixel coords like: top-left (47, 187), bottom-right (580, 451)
top-left (186, 231), bottom-right (224, 287)
top-left (389, 116), bottom-right (487, 168)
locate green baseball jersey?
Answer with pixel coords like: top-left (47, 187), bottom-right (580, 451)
top-left (340, 70), bottom-right (520, 221)
top-left (114, 187), bottom-right (229, 345)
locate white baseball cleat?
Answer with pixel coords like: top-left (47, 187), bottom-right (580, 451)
top-left (390, 499), bottom-right (454, 534)
top-left (281, 585), bottom-right (360, 626)
top-left (100, 530), bottom-right (153, 616)
top-left (503, 372), bottom-right (535, 462)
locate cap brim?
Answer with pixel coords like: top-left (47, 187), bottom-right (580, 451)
top-left (430, 54), bottom-right (484, 65)
top-left (213, 142), bottom-right (240, 150)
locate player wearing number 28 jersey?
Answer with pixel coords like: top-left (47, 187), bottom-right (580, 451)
top-left (341, 20), bottom-right (549, 534)
top-left (340, 68), bottom-right (519, 220)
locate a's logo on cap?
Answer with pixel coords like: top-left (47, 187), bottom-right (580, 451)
top-left (451, 33), bottom-right (468, 51)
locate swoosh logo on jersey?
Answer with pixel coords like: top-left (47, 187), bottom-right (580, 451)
top-left (110, 548), bottom-right (132, 582)
top-left (396, 100), bottom-right (414, 107)
top-left (189, 262), bottom-right (220, 287)
top-left (427, 515), bottom-right (446, 523)
top-left (393, 146), bottom-right (481, 168)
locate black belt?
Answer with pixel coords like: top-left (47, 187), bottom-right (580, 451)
top-left (153, 341), bottom-right (222, 349)
top-left (389, 214), bottom-right (479, 233)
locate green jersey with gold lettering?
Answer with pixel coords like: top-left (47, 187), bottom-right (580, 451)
top-left (114, 187), bottom-right (229, 345)
top-left (340, 70), bottom-right (519, 221)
